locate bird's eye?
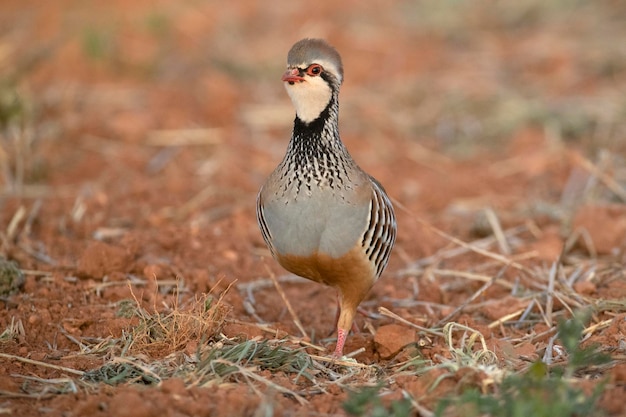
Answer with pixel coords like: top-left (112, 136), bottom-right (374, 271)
top-left (306, 64), bottom-right (323, 76)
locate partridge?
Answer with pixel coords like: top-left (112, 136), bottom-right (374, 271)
top-left (257, 38), bottom-right (396, 357)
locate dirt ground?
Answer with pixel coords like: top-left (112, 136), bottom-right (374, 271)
top-left (1, 1), bottom-right (626, 416)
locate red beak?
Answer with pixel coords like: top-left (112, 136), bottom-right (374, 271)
top-left (282, 68), bottom-right (305, 84)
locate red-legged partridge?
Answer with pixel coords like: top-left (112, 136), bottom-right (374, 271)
top-left (257, 38), bottom-right (396, 357)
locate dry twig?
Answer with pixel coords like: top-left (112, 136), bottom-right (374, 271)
top-left (378, 306), bottom-right (444, 337)
top-left (0, 353), bottom-right (84, 376)
top-left (265, 264), bottom-right (308, 339)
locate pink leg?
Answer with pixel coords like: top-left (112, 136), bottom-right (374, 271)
top-left (333, 327), bottom-right (348, 358)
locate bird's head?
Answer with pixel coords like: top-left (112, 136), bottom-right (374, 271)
top-left (282, 38), bottom-right (343, 124)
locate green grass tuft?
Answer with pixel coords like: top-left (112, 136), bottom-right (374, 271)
top-left (195, 339), bottom-right (314, 383)
top-left (82, 361), bottom-right (160, 386)
top-left (81, 27), bottom-right (114, 61)
top-left (435, 310), bottom-right (611, 417)
top-left (343, 384), bottom-right (412, 417)
top-left (0, 258), bottom-right (25, 296)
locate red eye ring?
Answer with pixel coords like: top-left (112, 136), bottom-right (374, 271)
top-left (306, 64), bottom-right (323, 76)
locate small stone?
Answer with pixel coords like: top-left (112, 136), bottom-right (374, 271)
top-left (573, 280), bottom-right (596, 295)
top-left (28, 314), bottom-right (41, 325)
top-left (374, 324), bottom-right (416, 359)
top-left (77, 241), bottom-right (134, 279)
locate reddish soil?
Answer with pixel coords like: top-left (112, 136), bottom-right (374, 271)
top-left (1, 1), bottom-right (625, 416)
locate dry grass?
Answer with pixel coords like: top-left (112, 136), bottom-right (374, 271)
top-left (0, 317), bottom-right (24, 343)
top-left (121, 280), bottom-right (232, 357)
top-left (1, 231), bottom-right (623, 414)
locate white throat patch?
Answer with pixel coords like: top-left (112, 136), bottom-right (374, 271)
top-left (285, 76), bottom-right (332, 123)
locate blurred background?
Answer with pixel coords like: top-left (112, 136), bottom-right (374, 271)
top-left (2, 0), bottom-right (625, 198)
top-left (1, 2), bottom-right (626, 414)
